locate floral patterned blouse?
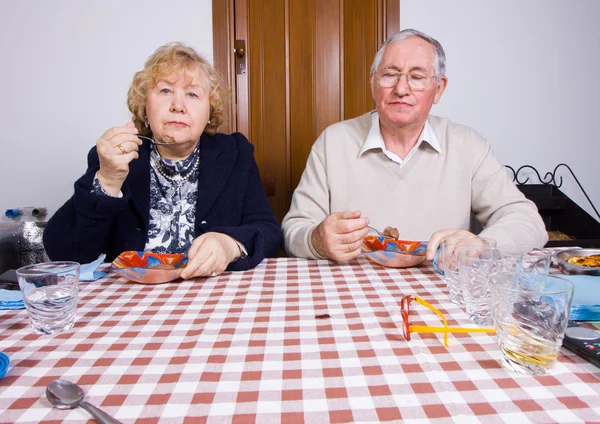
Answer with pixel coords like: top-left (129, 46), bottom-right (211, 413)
top-left (93, 142), bottom-right (201, 254)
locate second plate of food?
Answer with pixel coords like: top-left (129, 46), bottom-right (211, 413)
top-left (554, 248), bottom-right (600, 277)
top-left (361, 235), bottom-right (428, 268)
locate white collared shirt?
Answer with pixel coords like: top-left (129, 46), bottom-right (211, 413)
top-left (358, 111), bottom-right (441, 166)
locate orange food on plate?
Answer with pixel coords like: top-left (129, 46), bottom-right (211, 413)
top-left (362, 235), bottom-right (426, 256)
top-left (567, 255), bottom-right (600, 268)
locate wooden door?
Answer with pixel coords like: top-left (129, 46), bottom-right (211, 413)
top-left (213, 0), bottom-right (399, 223)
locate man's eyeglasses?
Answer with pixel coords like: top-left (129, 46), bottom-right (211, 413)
top-left (400, 295), bottom-right (496, 348)
top-left (377, 72), bottom-right (435, 90)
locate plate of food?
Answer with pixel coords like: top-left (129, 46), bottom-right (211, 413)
top-left (361, 226), bottom-right (428, 268)
top-left (111, 251), bottom-right (188, 284)
top-left (554, 248), bottom-right (600, 277)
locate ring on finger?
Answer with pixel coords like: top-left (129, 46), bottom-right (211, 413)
top-left (117, 144), bottom-right (127, 154)
top-left (347, 243), bottom-right (353, 252)
top-left (210, 271), bottom-right (217, 277)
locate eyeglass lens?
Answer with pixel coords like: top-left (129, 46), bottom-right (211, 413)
top-left (378, 72), bottom-right (433, 90)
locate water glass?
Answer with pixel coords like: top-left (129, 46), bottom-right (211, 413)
top-left (490, 272), bottom-right (574, 375)
top-left (16, 261), bottom-right (80, 335)
top-left (457, 246), bottom-right (519, 326)
top-left (440, 236), bottom-right (497, 305)
top-left (496, 246), bottom-right (552, 274)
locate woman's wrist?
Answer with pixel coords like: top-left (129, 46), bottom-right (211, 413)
top-left (96, 171), bottom-right (123, 197)
top-left (225, 235), bottom-right (246, 261)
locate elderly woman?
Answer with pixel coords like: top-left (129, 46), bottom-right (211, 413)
top-left (44, 42), bottom-right (281, 278)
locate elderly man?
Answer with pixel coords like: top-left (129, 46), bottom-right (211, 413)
top-left (282, 28), bottom-right (547, 262)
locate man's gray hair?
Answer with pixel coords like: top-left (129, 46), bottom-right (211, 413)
top-left (370, 29), bottom-right (446, 84)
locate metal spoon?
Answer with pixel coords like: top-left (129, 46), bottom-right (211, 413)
top-left (367, 226), bottom-right (386, 237)
top-left (46, 379), bottom-right (122, 424)
top-left (138, 135), bottom-right (175, 146)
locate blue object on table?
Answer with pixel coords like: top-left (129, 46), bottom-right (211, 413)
top-left (0, 352), bottom-right (8, 380)
top-left (80, 254), bottom-right (107, 281)
top-left (565, 274), bottom-right (600, 321)
top-left (433, 248), bottom-right (443, 275)
top-left (0, 289), bottom-right (24, 310)
top-left (4, 209), bottom-right (22, 218)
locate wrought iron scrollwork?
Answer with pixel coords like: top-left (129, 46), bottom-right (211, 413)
top-left (505, 163), bottom-right (600, 220)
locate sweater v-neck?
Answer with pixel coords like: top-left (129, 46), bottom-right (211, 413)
top-left (382, 144), bottom-right (427, 179)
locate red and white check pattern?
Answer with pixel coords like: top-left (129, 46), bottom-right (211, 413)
top-left (1, 257), bottom-right (600, 423)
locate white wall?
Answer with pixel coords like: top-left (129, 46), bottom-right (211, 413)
top-left (0, 0), bottom-right (213, 217)
top-left (401, 0), bottom-right (600, 222)
top-left (2, 1), bottom-right (599, 224)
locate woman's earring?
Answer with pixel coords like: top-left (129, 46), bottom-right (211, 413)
top-left (145, 120), bottom-right (149, 129)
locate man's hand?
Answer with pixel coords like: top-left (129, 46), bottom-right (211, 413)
top-left (311, 211), bottom-right (370, 262)
top-left (426, 228), bottom-right (475, 260)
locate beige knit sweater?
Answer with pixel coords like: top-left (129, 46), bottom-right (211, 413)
top-left (282, 112), bottom-right (548, 259)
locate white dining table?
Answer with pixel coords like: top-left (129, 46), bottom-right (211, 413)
top-left (1, 256), bottom-right (599, 423)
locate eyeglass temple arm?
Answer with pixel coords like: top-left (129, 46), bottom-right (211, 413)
top-left (409, 325), bottom-right (496, 348)
top-left (412, 295), bottom-right (450, 346)
top-left (408, 296), bottom-right (496, 347)
top-left (409, 325), bottom-right (496, 334)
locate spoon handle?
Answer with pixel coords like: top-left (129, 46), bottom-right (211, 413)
top-left (137, 135), bottom-right (172, 146)
top-left (366, 226), bottom-right (384, 237)
top-left (80, 401), bottom-right (123, 424)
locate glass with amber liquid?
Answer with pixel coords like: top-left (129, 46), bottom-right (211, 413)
top-left (490, 273), bottom-right (574, 375)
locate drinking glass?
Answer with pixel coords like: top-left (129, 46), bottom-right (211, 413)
top-left (440, 236), bottom-right (497, 305)
top-left (496, 246), bottom-right (552, 274)
top-left (490, 272), bottom-right (574, 375)
top-left (457, 246), bottom-right (519, 326)
top-left (16, 261), bottom-right (80, 335)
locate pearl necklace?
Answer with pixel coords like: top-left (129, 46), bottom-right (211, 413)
top-left (153, 154), bottom-right (200, 186)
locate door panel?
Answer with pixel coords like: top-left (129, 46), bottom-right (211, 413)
top-left (213, 0), bottom-right (399, 223)
top-left (249, 0), bottom-right (288, 221)
top-left (289, 0), bottom-right (316, 193)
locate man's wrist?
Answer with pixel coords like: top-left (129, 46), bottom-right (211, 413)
top-left (310, 224), bottom-right (328, 259)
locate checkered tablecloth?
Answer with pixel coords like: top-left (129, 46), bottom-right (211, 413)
top-left (1, 257), bottom-right (599, 423)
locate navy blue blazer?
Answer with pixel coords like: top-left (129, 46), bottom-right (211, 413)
top-left (43, 132), bottom-right (281, 271)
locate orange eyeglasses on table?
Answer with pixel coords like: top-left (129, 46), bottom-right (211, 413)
top-left (400, 295), bottom-right (496, 348)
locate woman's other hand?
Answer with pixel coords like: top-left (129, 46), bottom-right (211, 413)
top-left (96, 121), bottom-right (143, 196)
top-left (181, 232), bottom-right (241, 279)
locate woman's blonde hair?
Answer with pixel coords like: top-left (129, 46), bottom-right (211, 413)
top-left (127, 42), bottom-right (228, 136)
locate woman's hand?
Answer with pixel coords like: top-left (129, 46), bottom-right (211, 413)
top-left (96, 122), bottom-right (143, 196)
top-left (181, 232), bottom-right (242, 279)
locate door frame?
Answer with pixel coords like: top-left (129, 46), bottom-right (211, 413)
top-left (212, 0), bottom-right (238, 135)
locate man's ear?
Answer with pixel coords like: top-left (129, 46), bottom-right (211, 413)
top-left (433, 76), bottom-right (448, 104)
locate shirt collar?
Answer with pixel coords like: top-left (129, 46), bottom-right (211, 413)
top-left (359, 112), bottom-right (442, 161)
